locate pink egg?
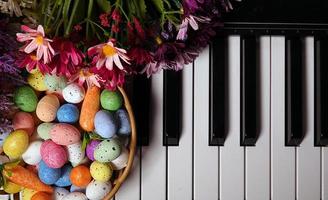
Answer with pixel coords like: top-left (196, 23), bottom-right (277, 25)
top-left (40, 140), bottom-right (67, 168)
top-left (13, 112), bottom-right (34, 136)
top-left (50, 123), bottom-right (81, 145)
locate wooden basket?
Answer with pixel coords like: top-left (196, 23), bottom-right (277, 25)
top-left (0, 86), bottom-right (137, 200)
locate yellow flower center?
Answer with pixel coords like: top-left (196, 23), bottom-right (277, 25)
top-left (30, 55), bottom-right (38, 61)
top-left (80, 69), bottom-right (93, 77)
top-left (102, 45), bottom-right (116, 57)
top-left (35, 36), bottom-right (44, 45)
top-left (155, 36), bottom-right (163, 45)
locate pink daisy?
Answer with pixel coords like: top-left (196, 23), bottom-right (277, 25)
top-left (69, 68), bottom-right (102, 88)
top-left (18, 54), bottom-right (53, 74)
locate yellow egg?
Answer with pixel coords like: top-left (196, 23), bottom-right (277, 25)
top-left (90, 161), bottom-right (113, 182)
top-left (3, 130), bottom-right (29, 159)
top-left (28, 71), bottom-right (47, 91)
top-left (4, 181), bottom-right (22, 194)
top-left (21, 188), bottom-right (37, 200)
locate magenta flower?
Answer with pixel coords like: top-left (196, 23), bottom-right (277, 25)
top-left (69, 68), bottom-right (102, 88)
top-left (16, 25), bottom-right (55, 64)
top-left (91, 67), bottom-right (125, 90)
top-left (177, 15), bottom-right (210, 40)
top-left (18, 54), bottom-right (53, 74)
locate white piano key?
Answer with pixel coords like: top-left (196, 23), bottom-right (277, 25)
top-left (245, 36), bottom-right (271, 200)
top-left (194, 47), bottom-right (219, 200)
top-left (220, 36), bottom-right (244, 200)
top-left (167, 64), bottom-right (193, 200)
top-left (115, 148), bottom-right (141, 200)
top-left (271, 36), bottom-right (296, 200)
top-left (296, 37), bottom-right (321, 200)
top-left (323, 148), bottom-right (328, 199)
top-left (141, 72), bottom-right (166, 200)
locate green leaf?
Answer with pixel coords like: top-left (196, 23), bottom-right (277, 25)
top-left (96, 0), bottom-right (111, 13)
top-left (62, 0), bottom-right (72, 29)
top-left (150, 0), bottom-right (164, 13)
top-left (81, 133), bottom-right (90, 152)
top-left (137, 0), bottom-right (147, 18)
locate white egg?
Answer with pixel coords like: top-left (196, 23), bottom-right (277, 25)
top-left (62, 83), bottom-right (85, 104)
top-left (54, 187), bottom-right (69, 200)
top-left (86, 180), bottom-right (112, 200)
top-left (62, 192), bottom-right (87, 200)
top-left (66, 142), bottom-right (85, 166)
top-left (110, 147), bottom-right (129, 170)
top-left (22, 140), bottom-right (42, 165)
top-left (72, 156), bottom-right (90, 167)
top-left (0, 155), bottom-right (9, 164)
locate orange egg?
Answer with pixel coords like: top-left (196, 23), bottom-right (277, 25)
top-left (36, 94), bottom-right (60, 122)
top-left (70, 165), bottom-right (92, 187)
top-left (31, 192), bottom-right (52, 200)
top-left (13, 112), bottom-right (34, 136)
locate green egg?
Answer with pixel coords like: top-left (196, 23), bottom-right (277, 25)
top-left (94, 139), bottom-right (121, 163)
top-left (13, 86), bottom-right (38, 112)
top-left (100, 90), bottom-right (123, 111)
top-left (37, 123), bottom-right (54, 140)
top-left (44, 74), bottom-right (67, 91)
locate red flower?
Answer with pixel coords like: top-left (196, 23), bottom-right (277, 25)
top-left (128, 47), bottom-right (153, 66)
top-left (18, 54), bottom-right (53, 74)
top-left (74, 24), bottom-right (82, 31)
top-left (111, 9), bottom-right (121, 23)
top-left (91, 66), bottom-right (125, 90)
top-left (112, 24), bottom-right (120, 33)
top-left (133, 17), bottom-right (145, 40)
top-left (99, 13), bottom-right (110, 27)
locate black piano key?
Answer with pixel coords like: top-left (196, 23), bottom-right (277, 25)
top-left (132, 75), bottom-right (151, 146)
top-left (163, 70), bottom-right (182, 146)
top-left (314, 37), bottom-right (328, 146)
top-left (285, 37), bottom-right (304, 146)
top-left (209, 37), bottom-right (227, 146)
top-left (240, 35), bottom-right (259, 146)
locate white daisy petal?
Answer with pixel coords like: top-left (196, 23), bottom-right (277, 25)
top-left (113, 54), bottom-right (124, 70)
top-left (106, 56), bottom-right (114, 70)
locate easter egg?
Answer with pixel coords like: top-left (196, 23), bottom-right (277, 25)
top-left (3, 181), bottom-right (22, 194)
top-left (90, 161), bottom-right (112, 182)
top-left (38, 160), bottom-right (61, 184)
top-left (13, 112), bottom-right (35, 136)
top-left (70, 165), bottom-right (92, 187)
top-left (54, 187), bottom-right (69, 200)
top-left (3, 130), bottom-right (29, 159)
top-left (13, 86), bottom-right (38, 112)
top-left (57, 104), bottom-right (80, 123)
top-left (94, 139), bottom-right (121, 163)
top-left (111, 147), bottom-right (129, 170)
top-left (27, 70), bottom-right (47, 91)
top-left (100, 89), bottom-right (123, 111)
top-left (115, 109), bottom-right (131, 135)
top-left (86, 140), bottom-right (100, 161)
top-left (37, 122), bottom-right (54, 140)
top-left (94, 110), bottom-right (117, 138)
top-left (50, 123), bottom-right (81, 145)
top-left (55, 164), bottom-right (72, 187)
top-left (44, 74), bottom-right (67, 92)
top-left (86, 180), bottom-right (112, 200)
top-left (31, 192), bottom-right (52, 200)
top-left (21, 188), bottom-right (37, 200)
top-left (66, 142), bottom-right (85, 166)
top-left (36, 94), bottom-right (60, 122)
top-left (62, 192), bottom-right (88, 200)
top-left (41, 140), bottom-right (67, 168)
top-left (70, 185), bottom-right (85, 193)
top-left (62, 83), bottom-right (85, 104)
top-left (22, 140), bottom-right (42, 165)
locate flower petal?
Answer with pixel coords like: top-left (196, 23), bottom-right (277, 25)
top-left (113, 54), bottom-right (123, 70)
top-left (106, 56), bottom-right (114, 70)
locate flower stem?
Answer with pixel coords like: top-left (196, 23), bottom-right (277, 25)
top-left (85, 19), bottom-right (109, 35)
top-left (64, 0), bottom-right (80, 37)
top-left (86, 0), bottom-right (94, 40)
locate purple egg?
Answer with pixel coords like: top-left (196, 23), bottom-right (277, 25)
top-left (86, 140), bottom-right (101, 161)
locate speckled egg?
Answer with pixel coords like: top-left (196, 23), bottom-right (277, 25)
top-left (90, 161), bottom-right (112, 182)
top-left (66, 142), bottom-right (85, 166)
top-left (62, 192), bottom-right (88, 200)
top-left (111, 147), bottom-right (129, 170)
top-left (31, 192), bottom-right (52, 200)
top-left (86, 140), bottom-right (100, 161)
top-left (41, 140), bottom-right (67, 168)
top-left (36, 94), bottom-right (60, 122)
top-left (50, 123), bottom-right (81, 145)
top-left (37, 123), bottom-right (54, 140)
top-left (13, 112), bottom-right (35, 136)
top-left (54, 187), bottom-right (69, 200)
top-left (70, 185), bottom-right (85, 193)
top-left (100, 89), bottom-right (123, 111)
top-left (27, 70), bottom-right (47, 91)
top-left (3, 130), bottom-right (29, 159)
top-left (94, 139), bottom-right (122, 163)
top-left (21, 188), bottom-right (37, 200)
top-left (70, 165), bottom-right (92, 187)
top-left (94, 110), bottom-right (117, 138)
top-left (44, 74), bottom-right (67, 92)
top-left (38, 160), bottom-right (61, 184)
top-left (14, 86), bottom-right (38, 112)
top-left (57, 104), bottom-right (80, 123)
top-left (115, 109), bottom-right (131, 136)
top-left (63, 83), bottom-right (85, 104)
top-left (22, 140), bottom-right (42, 165)
top-left (55, 164), bottom-right (72, 187)
top-left (86, 180), bottom-right (112, 200)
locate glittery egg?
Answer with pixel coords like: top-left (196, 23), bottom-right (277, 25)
top-left (14, 86), bottom-right (38, 112)
top-left (13, 111), bottom-right (35, 136)
top-left (94, 139), bottom-right (121, 163)
top-left (62, 192), bottom-right (87, 200)
top-left (40, 140), bottom-right (67, 168)
top-left (115, 109), bottom-right (131, 136)
top-left (53, 187), bottom-right (69, 200)
top-left (55, 164), bottom-right (72, 187)
top-left (36, 94), bottom-right (60, 122)
top-left (22, 140), bottom-right (42, 165)
top-left (50, 123), bottom-right (81, 145)
top-left (90, 161), bottom-right (113, 182)
top-left (3, 130), bottom-right (29, 159)
top-left (86, 140), bottom-right (100, 161)
top-left (86, 180), bottom-right (112, 200)
top-left (100, 89), bottom-right (123, 111)
top-left (57, 104), bottom-right (80, 123)
top-left (94, 110), bottom-right (117, 138)
top-left (66, 142), bottom-right (85, 166)
top-left (38, 160), bottom-right (61, 185)
top-left (62, 83), bottom-right (85, 104)
top-left (44, 74), bottom-right (67, 92)
top-left (27, 70), bottom-right (47, 91)
top-left (110, 147), bottom-right (129, 170)
top-left (37, 122), bottom-right (55, 140)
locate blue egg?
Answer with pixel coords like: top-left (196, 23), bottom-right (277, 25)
top-left (115, 109), bottom-right (131, 135)
top-left (70, 184), bottom-right (86, 193)
top-left (57, 104), bottom-right (79, 123)
top-left (38, 160), bottom-right (61, 185)
top-left (94, 110), bottom-right (117, 138)
top-left (55, 164), bottom-right (72, 187)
